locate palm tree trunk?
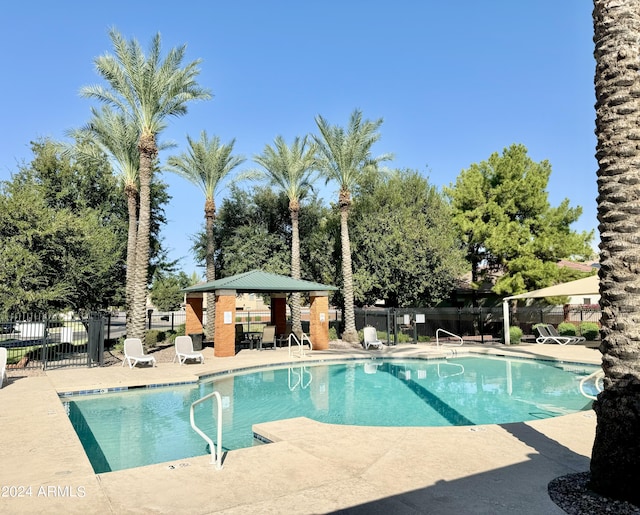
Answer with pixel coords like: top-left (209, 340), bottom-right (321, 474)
top-left (125, 184), bottom-right (137, 337)
top-left (340, 203), bottom-right (358, 343)
top-left (290, 206), bottom-right (303, 338)
top-left (130, 133), bottom-right (156, 340)
top-left (205, 199), bottom-right (216, 341)
top-left (590, 0), bottom-right (640, 505)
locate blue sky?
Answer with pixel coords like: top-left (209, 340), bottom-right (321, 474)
top-left (1, 1), bottom-right (597, 277)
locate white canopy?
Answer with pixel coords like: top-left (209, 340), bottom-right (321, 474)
top-left (502, 275), bottom-right (599, 344)
top-left (504, 275), bottom-right (599, 301)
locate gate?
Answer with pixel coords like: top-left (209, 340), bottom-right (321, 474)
top-left (0, 313), bottom-right (105, 370)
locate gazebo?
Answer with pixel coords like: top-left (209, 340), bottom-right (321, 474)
top-left (183, 270), bottom-right (338, 357)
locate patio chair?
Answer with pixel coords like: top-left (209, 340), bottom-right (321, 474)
top-left (122, 338), bottom-right (157, 368)
top-left (547, 324), bottom-right (585, 344)
top-left (0, 347), bottom-right (6, 388)
top-left (258, 325), bottom-right (277, 350)
top-left (173, 335), bottom-right (204, 365)
top-left (235, 324), bottom-right (251, 351)
top-left (534, 324), bottom-right (575, 345)
top-left (363, 326), bottom-right (384, 350)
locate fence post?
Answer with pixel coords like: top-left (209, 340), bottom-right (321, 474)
top-left (87, 312), bottom-right (104, 367)
top-left (171, 312), bottom-right (175, 332)
top-left (41, 313), bottom-right (49, 371)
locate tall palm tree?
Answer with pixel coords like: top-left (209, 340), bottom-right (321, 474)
top-left (81, 28), bottom-right (211, 339)
top-left (70, 106), bottom-right (173, 336)
top-left (590, 0), bottom-right (640, 504)
top-left (314, 109), bottom-right (392, 344)
top-left (252, 135), bottom-right (317, 337)
top-left (167, 131), bottom-right (245, 340)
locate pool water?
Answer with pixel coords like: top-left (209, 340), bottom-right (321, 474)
top-left (65, 357), bottom-right (598, 473)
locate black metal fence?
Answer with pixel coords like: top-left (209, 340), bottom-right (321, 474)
top-left (1, 305), bottom-right (602, 370)
top-left (355, 305), bottom-right (602, 344)
top-left (0, 313), bottom-right (105, 370)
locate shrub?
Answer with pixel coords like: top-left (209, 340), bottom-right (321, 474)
top-left (328, 327), bottom-right (338, 340)
top-left (579, 322), bottom-right (600, 340)
top-left (509, 326), bottom-right (523, 344)
top-left (144, 330), bottom-right (166, 348)
top-left (558, 322), bottom-right (577, 337)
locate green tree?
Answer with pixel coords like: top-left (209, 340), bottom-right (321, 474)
top-left (81, 28), bottom-right (211, 339)
top-left (251, 135), bottom-right (317, 337)
top-left (445, 143), bottom-right (593, 302)
top-left (0, 151), bottom-right (125, 313)
top-left (590, 0), bottom-right (640, 504)
top-left (192, 186), bottom-right (333, 288)
top-left (350, 170), bottom-right (467, 307)
top-left (69, 106), bottom-right (141, 333)
top-left (314, 109), bottom-right (392, 343)
top-left (167, 131), bottom-right (244, 340)
top-left (150, 271), bottom-right (191, 311)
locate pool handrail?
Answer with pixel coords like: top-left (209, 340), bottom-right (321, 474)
top-left (190, 390), bottom-right (223, 470)
top-left (288, 332), bottom-right (313, 358)
top-left (435, 328), bottom-right (464, 348)
top-left (579, 369), bottom-right (604, 400)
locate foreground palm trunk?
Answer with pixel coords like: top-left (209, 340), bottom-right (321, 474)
top-left (590, 0), bottom-right (640, 504)
top-left (130, 133), bottom-right (156, 339)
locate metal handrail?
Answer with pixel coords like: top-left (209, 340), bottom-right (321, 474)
top-left (579, 369), bottom-right (604, 400)
top-left (288, 332), bottom-right (313, 358)
top-left (190, 390), bottom-right (223, 470)
top-left (435, 328), bottom-right (464, 348)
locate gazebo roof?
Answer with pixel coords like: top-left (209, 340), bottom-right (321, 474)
top-left (183, 269), bottom-right (338, 294)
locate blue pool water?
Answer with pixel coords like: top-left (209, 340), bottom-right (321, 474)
top-left (64, 356), bottom-right (598, 473)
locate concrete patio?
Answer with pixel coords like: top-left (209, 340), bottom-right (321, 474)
top-left (0, 343), bottom-right (601, 514)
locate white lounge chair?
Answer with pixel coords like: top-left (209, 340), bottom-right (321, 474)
top-left (122, 338), bottom-right (157, 368)
top-left (535, 324), bottom-right (581, 345)
top-left (0, 347), bottom-right (6, 388)
top-left (363, 326), bottom-right (384, 350)
top-left (173, 335), bottom-right (204, 365)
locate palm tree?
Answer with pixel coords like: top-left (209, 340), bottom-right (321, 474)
top-left (70, 106), bottom-right (174, 336)
top-left (314, 109), bottom-right (392, 344)
top-left (167, 131), bottom-right (245, 340)
top-left (590, 0), bottom-right (640, 504)
top-left (81, 29), bottom-right (211, 339)
top-left (252, 135), bottom-right (317, 337)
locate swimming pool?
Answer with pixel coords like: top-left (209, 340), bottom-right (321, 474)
top-left (64, 356), bottom-right (598, 473)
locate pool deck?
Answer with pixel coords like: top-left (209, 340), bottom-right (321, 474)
top-left (0, 343), bottom-right (601, 514)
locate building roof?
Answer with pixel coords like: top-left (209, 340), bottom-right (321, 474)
top-left (183, 269), bottom-right (338, 294)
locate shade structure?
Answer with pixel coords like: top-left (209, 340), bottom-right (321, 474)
top-left (504, 275), bottom-right (599, 301)
top-left (183, 270), bottom-right (338, 356)
top-left (502, 274), bottom-right (600, 345)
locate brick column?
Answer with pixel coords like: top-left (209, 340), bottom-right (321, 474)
top-left (185, 294), bottom-right (203, 337)
top-left (271, 294), bottom-right (287, 336)
top-left (214, 290), bottom-right (236, 357)
top-left (309, 291), bottom-right (329, 350)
